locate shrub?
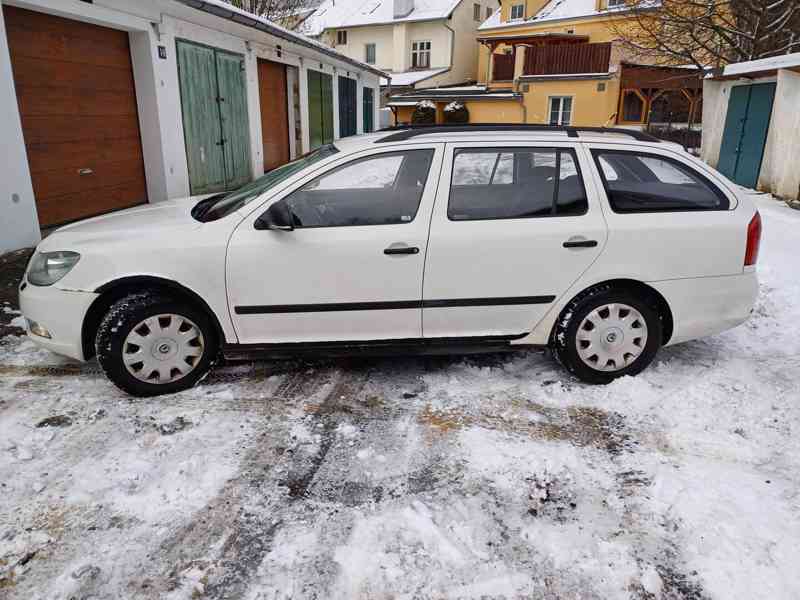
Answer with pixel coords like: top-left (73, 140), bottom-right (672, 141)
top-left (411, 100), bottom-right (436, 124)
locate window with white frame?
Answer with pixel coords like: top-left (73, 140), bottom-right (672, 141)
top-left (510, 4), bottom-right (524, 19)
top-left (549, 96), bottom-right (573, 125)
top-left (607, 0), bottom-right (626, 7)
top-left (365, 43), bottom-right (376, 64)
top-left (411, 41), bottom-right (431, 68)
top-left (336, 30), bottom-right (348, 45)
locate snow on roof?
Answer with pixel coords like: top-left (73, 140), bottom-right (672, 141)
top-left (478, 0), bottom-right (655, 30)
top-left (302, 0), bottom-right (462, 36)
top-left (719, 52), bottom-right (800, 77)
top-left (177, 0), bottom-right (387, 76)
top-left (380, 68), bottom-right (449, 86)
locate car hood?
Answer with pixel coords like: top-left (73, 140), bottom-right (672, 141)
top-left (38, 195), bottom-right (213, 251)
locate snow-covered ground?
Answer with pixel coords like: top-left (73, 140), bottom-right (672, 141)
top-left (1, 195), bottom-right (798, 599)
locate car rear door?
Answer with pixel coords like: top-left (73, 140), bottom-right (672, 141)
top-left (421, 141), bottom-right (608, 339)
top-left (226, 143), bottom-right (444, 344)
top-left (585, 143), bottom-right (746, 280)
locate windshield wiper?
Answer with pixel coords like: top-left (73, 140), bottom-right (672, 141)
top-left (191, 193), bottom-right (227, 222)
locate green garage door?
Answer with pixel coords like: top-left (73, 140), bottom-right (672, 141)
top-left (177, 40), bottom-right (252, 195)
top-left (308, 69), bottom-right (333, 150)
top-left (338, 76), bottom-right (357, 138)
top-left (717, 83), bottom-right (776, 189)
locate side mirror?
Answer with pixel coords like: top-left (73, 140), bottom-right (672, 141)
top-left (255, 202), bottom-right (294, 231)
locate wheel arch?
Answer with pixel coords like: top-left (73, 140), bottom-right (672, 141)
top-left (551, 278), bottom-right (674, 346)
top-left (82, 276), bottom-right (226, 360)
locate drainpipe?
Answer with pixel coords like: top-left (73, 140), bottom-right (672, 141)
top-left (444, 21), bottom-right (456, 79)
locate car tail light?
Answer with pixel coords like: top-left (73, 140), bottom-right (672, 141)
top-left (744, 211), bottom-right (762, 266)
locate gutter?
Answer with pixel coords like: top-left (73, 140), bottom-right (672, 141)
top-left (175, 0), bottom-right (389, 79)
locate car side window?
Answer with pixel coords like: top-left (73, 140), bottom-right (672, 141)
top-left (592, 150), bottom-right (729, 213)
top-left (448, 147), bottom-right (588, 221)
top-left (278, 149), bottom-right (435, 228)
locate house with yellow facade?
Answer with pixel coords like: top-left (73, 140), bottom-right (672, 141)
top-left (388, 0), bottom-right (703, 131)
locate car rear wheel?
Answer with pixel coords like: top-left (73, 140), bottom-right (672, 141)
top-left (552, 286), bottom-right (662, 384)
top-left (95, 292), bottom-right (217, 397)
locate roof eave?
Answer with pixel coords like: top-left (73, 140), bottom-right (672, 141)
top-left (176, 0), bottom-right (388, 78)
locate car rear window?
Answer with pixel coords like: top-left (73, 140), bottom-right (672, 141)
top-left (592, 150), bottom-right (729, 213)
top-left (448, 147), bottom-right (588, 221)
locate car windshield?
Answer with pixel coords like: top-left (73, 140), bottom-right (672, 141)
top-left (193, 144), bottom-right (339, 222)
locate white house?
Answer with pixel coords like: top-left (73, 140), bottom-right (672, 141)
top-left (301, 0), bottom-right (497, 96)
top-left (702, 53), bottom-right (800, 201)
top-left (0, 0), bottom-right (385, 253)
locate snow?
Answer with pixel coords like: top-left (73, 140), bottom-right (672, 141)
top-left (478, 0), bottom-right (659, 29)
top-left (2, 195), bottom-right (800, 598)
top-left (719, 52), bottom-right (800, 77)
top-left (188, 0), bottom-right (384, 75)
top-left (379, 67), bottom-right (449, 86)
top-left (444, 101), bottom-right (464, 111)
top-left (303, 0), bottom-right (462, 36)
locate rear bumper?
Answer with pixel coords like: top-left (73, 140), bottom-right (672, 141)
top-left (18, 279), bottom-right (98, 362)
top-left (650, 271), bottom-right (758, 346)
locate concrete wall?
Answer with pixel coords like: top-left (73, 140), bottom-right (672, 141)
top-left (758, 69), bottom-right (800, 200)
top-left (702, 71), bottom-right (799, 200)
top-left (0, 2), bottom-right (40, 252)
top-left (0, 0), bottom-right (381, 252)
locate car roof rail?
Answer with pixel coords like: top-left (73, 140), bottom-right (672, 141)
top-left (375, 123), bottom-right (661, 143)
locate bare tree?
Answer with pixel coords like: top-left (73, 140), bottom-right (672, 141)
top-left (225, 0), bottom-right (316, 24)
top-left (609, 0), bottom-right (800, 69)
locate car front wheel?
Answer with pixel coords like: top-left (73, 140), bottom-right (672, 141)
top-left (552, 286), bottom-right (662, 384)
top-left (95, 292), bottom-right (217, 397)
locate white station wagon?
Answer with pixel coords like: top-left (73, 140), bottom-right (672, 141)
top-left (20, 125), bottom-right (761, 396)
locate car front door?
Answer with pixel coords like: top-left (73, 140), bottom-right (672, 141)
top-left (226, 144), bottom-right (443, 344)
top-left (422, 142), bottom-right (607, 338)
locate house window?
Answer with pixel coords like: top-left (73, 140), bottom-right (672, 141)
top-left (365, 43), bottom-right (376, 64)
top-left (474, 3), bottom-right (482, 20)
top-left (549, 96), bottom-right (573, 125)
top-left (607, 0), bottom-right (625, 7)
top-left (510, 4), bottom-right (524, 19)
top-left (336, 30), bottom-right (347, 45)
top-left (486, 6), bottom-right (493, 18)
top-left (412, 41), bottom-right (431, 68)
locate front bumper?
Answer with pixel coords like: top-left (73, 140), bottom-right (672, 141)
top-left (19, 278), bottom-right (98, 362)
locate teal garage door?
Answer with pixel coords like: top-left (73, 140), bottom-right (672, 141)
top-left (176, 40), bottom-right (252, 195)
top-left (717, 83), bottom-right (776, 189)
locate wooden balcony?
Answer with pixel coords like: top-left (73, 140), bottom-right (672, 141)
top-left (492, 53), bottom-right (515, 81)
top-left (523, 42), bottom-right (612, 76)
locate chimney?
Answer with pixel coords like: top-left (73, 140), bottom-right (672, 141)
top-left (394, 0), bottom-right (414, 19)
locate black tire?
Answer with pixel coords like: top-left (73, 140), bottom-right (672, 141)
top-left (95, 291), bottom-right (218, 397)
top-left (551, 286), bottom-right (662, 384)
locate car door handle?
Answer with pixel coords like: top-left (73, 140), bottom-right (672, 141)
top-left (384, 245), bottom-right (420, 255)
top-left (563, 239), bottom-right (598, 248)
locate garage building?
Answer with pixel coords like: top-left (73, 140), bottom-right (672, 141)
top-left (0, 0), bottom-right (385, 252)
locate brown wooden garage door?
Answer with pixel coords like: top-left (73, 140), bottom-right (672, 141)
top-left (257, 59), bottom-right (290, 171)
top-left (4, 6), bottom-right (147, 227)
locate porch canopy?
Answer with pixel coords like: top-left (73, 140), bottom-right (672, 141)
top-left (617, 63), bottom-right (705, 127)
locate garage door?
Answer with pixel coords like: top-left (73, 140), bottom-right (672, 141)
top-left (257, 59), bottom-right (290, 171)
top-left (4, 6), bottom-right (148, 227)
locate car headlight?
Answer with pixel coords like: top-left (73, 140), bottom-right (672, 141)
top-left (27, 251), bottom-right (81, 286)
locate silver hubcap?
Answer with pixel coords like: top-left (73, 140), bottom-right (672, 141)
top-left (123, 314), bottom-right (204, 384)
top-left (575, 303), bottom-right (648, 372)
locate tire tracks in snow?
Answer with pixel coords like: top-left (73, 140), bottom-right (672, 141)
top-left (139, 364), bottom-right (369, 599)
